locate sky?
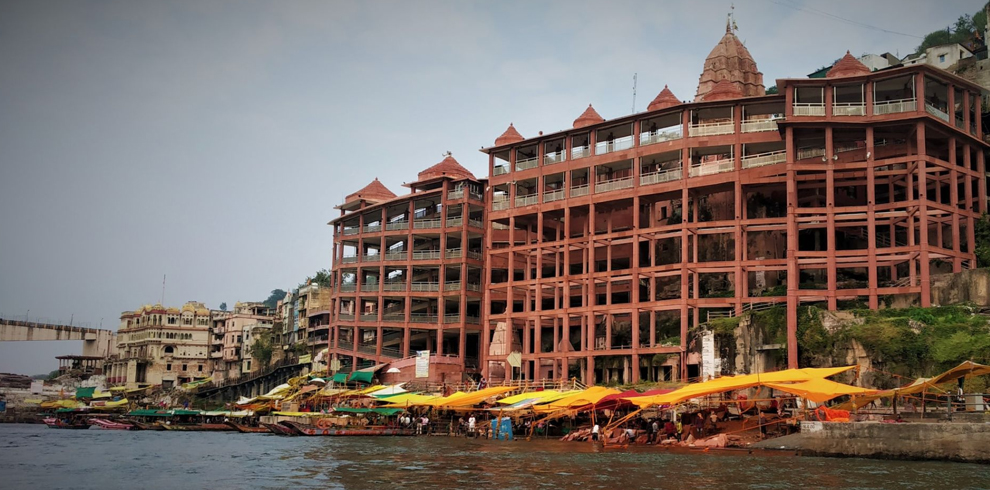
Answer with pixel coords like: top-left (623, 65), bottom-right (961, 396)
top-left (0, 0), bottom-right (985, 375)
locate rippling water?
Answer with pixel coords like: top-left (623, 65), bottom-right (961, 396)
top-left (2, 423), bottom-right (988, 489)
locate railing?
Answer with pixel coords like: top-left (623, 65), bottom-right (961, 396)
top-left (447, 189), bottom-right (464, 200)
top-left (465, 282), bottom-right (481, 292)
top-left (468, 218), bottom-right (483, 229)
top-left (465, 316), bottom-right (481, 325)
top-left (467, 251), bottom-right (483, 261)
top-left (410, 282), bottom-right (440, 292)
top-left (740, 117), bottom-right (780, 132)
top-left (688, 120), bottom-right (734, 137)
top-left (493, 165), bottom-right (508, 176)
top-left (360, 313), bottom-right (378, 322)
top-left (362, 224), bottom-right (381, 233)
top-left (343, 228), bottom-right (359, 236)
top-left (412, 250), bottom-right (441, 260)
top-left (445, 248), bottom-right (462, 259)
top-left (409, 314), bottom-right (438, 323)
top-left (414, 218), bottom-right (441, 229)
top-left (741, 150), bottom-right (786, 169)
top-left (792, 103), bottom-right (825, 116)
top-left (640, 166), bottom-right (682, 185)
top-left (446, 217), bottom-right (463, 228)
top-left (689, 158), bottom-right (733, 177)
top-left (595, 135), bottom-right (634, 154)
top-left (594, 176), bottom-right (634, 193)
top-left (639, 126), bottom-right (683, 145)
top-left (386, 221), bottom-right (408, 231)
top-left (360, 284), bottom-right (379, 292)
top-left (382, 313), bottom-right (405, 322)
top-left (358, 344), bottom-right (378, 355)
top-left (338, 313), bottom-right (355, 321)
top-left (383, 283), bottom-right (405, 292)
top-left (544, 151), bottom-right (566, 165)
top-left (833, 103), bottom-right (865, 116)
top-left (796, 147), bottom-right (826, 160)
top-left (515, 193), bottom-right (538, 207)
top-left (339, 284), bottom-right (356, 292)
top-left (384, 251), bottom-right (406, 261)
top-left (469, 190), bottom-right (483, 201)
top-left (381, 347), bottom-right (402, 358)
top-left (444, 280), bottom-right (461, 291)
top-left (925, 103), bottom-right (950, 122)
top-left (492, 196), bottom-right (509, 211)
top-left (571, 146), bottom-right (589, 159)
top-left (362, 254), bottom-right (379, 262)
top-left (341, 256), bottom-right (358, 264)
top-left (873, 98), bottom-right (916, 115)
top-left (570, 184), bottom-right (589, 197)
top-left (515, 157), bottom-right (538, 171)
top-left (444, 314), bottom-right (461, 324)
top-left (544, 189), bottom-right (564, 202)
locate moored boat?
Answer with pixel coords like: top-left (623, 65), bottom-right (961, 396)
top-left (89, 418), bottom-right (135, 430)
top-left (225, 421), bottom-right (270, 433)
top-left (129, 421), bottom-right (166, 431)
top-left (261, 422), bottom-right (300, 436)
top-left (280, 420), bottom-right (415, 437)
top-left (43, 417), bottom-right (91, 429)
top-left (160, 422), bottom-right (235, 431)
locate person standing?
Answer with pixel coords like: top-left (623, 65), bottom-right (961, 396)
top-left (591, 423), bottom-right (600, 442)
top-left (758, 411), bottom-right (767, 439)
top-left (468, 414), bottom-right (476, 436)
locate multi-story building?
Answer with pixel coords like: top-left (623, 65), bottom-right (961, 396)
top-left (297, 283), bottom-right (331, 354)
top-left (328, 155), bottom-right (486, 378)
top-left (107, 302), bottom-right (212, 388)
top-left (213, 301), bottom-right (274, 380)
top-left (481, 25), bottom-right (987, 385)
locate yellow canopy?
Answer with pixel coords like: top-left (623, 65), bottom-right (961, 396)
top-left (833, 361), bottom-right (990, 411)
top-left (91, 398), bottom-right (130, 410)
top-left (426, 386), bottom-right (517, 408)
top-left (354, 385), bottom-right (386, 395)
top-left (498, 390), bottom-right (579, 405)
top-left (380, 393), bottom-right (439, 408)
top-left (533, 386), bottom-right (622, 413)
top-left (628, 366), bottom-right (857, 408)
top-left (763, 379), bottom-right (877, 404)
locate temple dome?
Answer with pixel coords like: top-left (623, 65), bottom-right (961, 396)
top-left (826, 51), bottom-right (872, 78)
top-left (573, 104), bottom-right (605, 128)
top-left (345, 178), bottom-right (396, 204)
top-left (695, 23), bottom-right (765, 101)
top-left (495, 123), bottom-right (524, 146)
top-left (417, 154), bottom-right (476, 182)
top-left (647, 85), bottom-right (681, 111)
top-left (702, 79), bottom-right (744, 101)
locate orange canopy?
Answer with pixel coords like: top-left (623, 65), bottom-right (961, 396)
top-left (763, 378), bottom-right (878, 404)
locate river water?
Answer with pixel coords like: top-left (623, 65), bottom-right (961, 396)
top-left (2, 423), bottom-right (988, 489)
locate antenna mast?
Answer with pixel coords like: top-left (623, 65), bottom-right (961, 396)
top-left (631, 73), bottom-right (637, 113)
top-left (161, 274), bottom-right (166, 305)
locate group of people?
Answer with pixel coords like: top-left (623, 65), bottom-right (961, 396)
top-left (397, 413), bottom-right (432, 435)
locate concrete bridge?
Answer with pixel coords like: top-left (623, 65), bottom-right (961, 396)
top-left (0, 316), bottom-right (116, 357)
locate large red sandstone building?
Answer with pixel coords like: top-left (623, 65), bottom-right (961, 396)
top-left (329, 25), bottom-right (988, 385)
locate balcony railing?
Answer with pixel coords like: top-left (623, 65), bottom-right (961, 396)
top-left (383, 283), bottom-right (405, 292)
top-left (873, 98), bottom-right (916, 115)
top-left (544, 151), bottom-right (566, 165)
top-left (792, 103), bottom-right (825, 116)
top-left (466, 282), bottom-right (482, 292)
top-left (443, 314), bottom-right (461, 324)
top-left (832, 103), bottom-right (865, 116)
top-left (446, 217), bottom-right (463, 228)
top-left (796, 147), bottom-right (826, 160)
top-left (384, 251), bottom-right (406, 261)
top-left (544, 189), bottom-right (564, 202)
top-left (467, 251), bottom-right (483, 261)
top-left (689, 158), bottom-right (734, 177)
top-left (360, 313), bottom-right (378, 322)
top-left (570, 184), bottom-right (589, 197)
top-left (465, 315), bottom-right (481, 325)
top-left (925, 103), bottom-right (950, 122)
top-left (362, 224), bottom-right (381, 233)
top-left (740, 117), bottom-right (780, 133)
top-left (447, 189), bottom-right (464, 200)
top-left (444, 280), bottom-right (461, 291)
top-left (493, 165), bottom-right (508, 176)
top-left (446, 248), bottom-right (462, 259)
top-left (412, 250), bottom-right (441, 260)
top-left (343, 228), bottom-right (359, 236)
top-left (640, 126), bottom-right (683, 145)
top-left (741, 150), bottom-right (786, 169)
top-left (595, 135), bottom-right (634, 155)
top-left (414, 218), bottom-right (441, 229)
top-left (594, 176), bottom-right (634, 193)
top-left (492, 196), bottom-right (509, 211)
top-left (409, 314), bottom-right (438, 324)
top-left (468, 218), bottom-right (483, 229)
top-left (571, 146), bottom-right (589, 159)
top-left (640, 167), bottom-right (682, 185)
top-left (515, 157), bottom-right (538, 171)
top-left (469, 190), bottom-right (483, 201)
top-left (515, 193), bottom-right (538, 207)
top-left (386, 221), bottom-right (408, 231)
top-left (341, 256), bottom-right (358, 264)
top-left (410, 282), bottom-right (440, 292)
top-left (362, 254), bottom-right (380, 262)
top-left (338, 313), bottom-right (355, 321)
top-left (360, 284), bottom-right (379, 292)
top-left (688, 120), bottom-right (734, 137)
top-left (339, 284), bottom-right (356, 292)
top-left (382, 313), bottom-right (405, 322)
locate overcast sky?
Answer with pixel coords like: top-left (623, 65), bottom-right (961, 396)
top-left (1, 0), bottom-right (984, 375)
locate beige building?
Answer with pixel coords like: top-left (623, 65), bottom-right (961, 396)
top-left (212, 302), bottom-right (274, 381)
top-left (106, 302), bottom-right (212, 389)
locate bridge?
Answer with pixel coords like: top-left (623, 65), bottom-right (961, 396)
top-left (0, 316), bottom-right (116, 357)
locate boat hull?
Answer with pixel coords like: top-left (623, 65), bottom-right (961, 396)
top-left (161, 423), bottom-right (235, 431)
top-left (281, 421), bottom-right (416, 437)
top-left (89, 418), bottom-right (136, 430)
top-left (43, 418), bottom-right (91, 430)
top-left (129, 421), bottom-right (166, 431)
top-left (261, 422), bottom-right (299, 436)
top-left (225, 421), bottom-right (270, 433)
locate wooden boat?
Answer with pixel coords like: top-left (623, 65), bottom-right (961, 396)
top-left (160, 422), bottom-right (235, 431)
top-left (225, 421), bottom-right (270, 433)
top-left (261, 422), bottom-right (299, 436)
top-left (129, 421), bottom-right (166, 431)
top-left (281, 420), bottom-right (416, 437)
top-left (43, 417), bottom-right (91, 429)
top-left (89, 418), bottom-right (135, 430)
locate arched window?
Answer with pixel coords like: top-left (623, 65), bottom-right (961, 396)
top-left (164, 346), bottom-right (174, 355)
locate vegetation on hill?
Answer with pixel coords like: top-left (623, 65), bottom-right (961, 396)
top-left (915, 5), bottom-right (987, 54)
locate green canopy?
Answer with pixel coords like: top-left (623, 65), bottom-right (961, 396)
top-left (75, 387), bottom-right (96, 399)
top-left (331, 407), bottom-right (402, 416)
top-left (171, 409), bottom-right (200, 416)
top-left (56, 407), bottom-right (88, 413)
top-left (127, 409), bottom-right (172, 417)
top-left (332, 373), bottom-right (349, 383)
top-left (348, 371), bottom-right (374, 384)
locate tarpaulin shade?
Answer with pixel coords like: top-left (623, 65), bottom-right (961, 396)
top-left (763, 379), bottom-right (878, 404)
top-left (347, 371), bottom-right (374, 384)
top-left (75, 387), bottom-right (96, 399)
top-left (332, 373), bottom-right (349, 383)
top-left (533, 386), bottom-right (622, 413)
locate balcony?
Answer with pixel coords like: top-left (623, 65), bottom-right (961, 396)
top-left (444, 280), bottom-right (461, 291)
top-left (640, 126), bottom-right (683, 145)
top-left (571, 146), bottom-right (590, 159)
top-left (515, 157), bottom-right (538, 171)
top-left (446, 217), bottom-right (463, 228)
top-left (492, 196), bottom-right (509, 211)
top-left (383, 283), bottom-right (405, 292)
top-left (383, 313), bottom-right (405, 322)
top-left (339, 284), bottom-right (357, 292)
top-left (362, 254), bottom-right (380, 262)
top-left (341, 256), bottom-right (358, 264)
top-left (338, 313), bottom-right (355, 321)
top-left (360, 284), bottom-right (379, 292)
top-left (360, 313), bottom-right (378, 322)
top-left (570, 184), bottom-right (589, 197)
top-left (594, 177), bottom-right (634, 193)
top-left (447, 189), bottom-right (464, 200)
top-left (468, 218), bottom-right (483, 229)
top-left (414, 218), bottom-right (442, 229)
top-left (595, 136), bottom-right (634, 155)
top-left (443, 314), bottom-right (461, 324)
top-left (740, 118), bottom-right (780, 133)
top-left (410, 282), bottom-right (440, 292)
top-left (832, 103), bottom-right (865, 116)
top-left (362, 224), bottom-right (381, 233)
top-left (543, 189), bottom-right (564, 202)
top-left (466, 282), bottom-right (482, 292)
top-left (412, 250), bottom-right (441, 260)
top-left (640, 167), bottom-right (682, 186)
top-left (446, 248), bottom-right (462, 259)
top-left (796, 147), bottom-right (825, 160)
top-left (873, 98), bottom-right (916, 115)
top-left (384, 251), bottom-right (406, 261)
top-left (409, 314), bottom-right (438, 324)
top-left (386, 221), bottom-right (408, 231)
top-left (469, 190), bottom-right (483, 201)
top-left (544, 151), bottom-right (566, 165)
top-left (792, 103), bottom-right (825, 116)
top-left (925, 103), bottom-right (950, 122)
top-left (689, 158), bottom-right (733, 177)
top-left (741, 150), bottom-right (786, 169)
top-left (467, 251), bottom-right (483, 261)
top-left (465, 316), bottom-right (481, 325)
top-left (689, 120), bottom-right (734, 137)
top-left (515, 193), bottom-right (538, 207)
top-left (493, 165), bottom-right (508, 176)
top-left (343, 228), bottom-right (359, 236)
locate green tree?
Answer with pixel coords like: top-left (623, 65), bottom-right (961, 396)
top-left (976, 213), bottom-right (990, 268)
top-left (765, 85), bottom-right (778, 95)
top-left (915, 5), bottom-right (988, 54)
top-left (312, 269), bottom-right (332, 288)
top-left (263, 289), bottom-right (287, 309)
top-left (219, 302), bottom-right (227, 311)
top-left (248, 329), bottom-right (274, 368)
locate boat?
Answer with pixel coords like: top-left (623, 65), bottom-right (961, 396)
top-left (43, 417), bottom-right (91, 429)
top-left (88, 418), bottom-right (135, 430)
top-left (261, 422), bottom-right (299, 436)
top-left (225, 421), bottom-right (270, 433)
top-left (129, 421), bottom-right (166, 431)
top-left (280, 420), bottom-right (416, 436)
top-left (160, 422), bottom-right (235, 431)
